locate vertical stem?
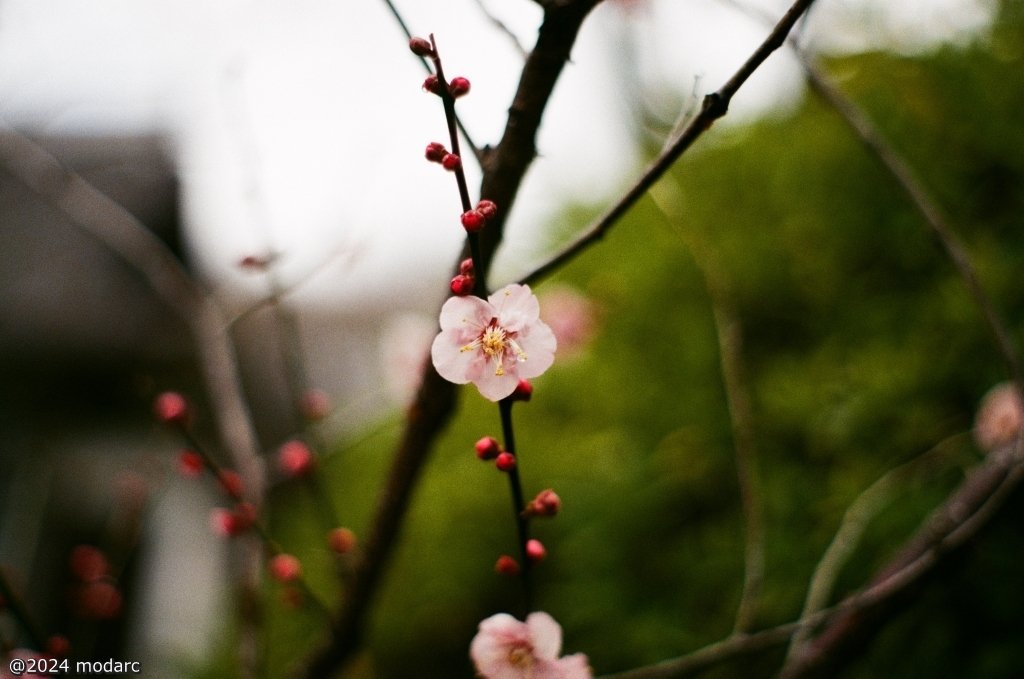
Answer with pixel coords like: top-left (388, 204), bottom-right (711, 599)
top-left (428, 34), bottom-right (488, 298)
top-left (499, 398), bottom-right (533, 612)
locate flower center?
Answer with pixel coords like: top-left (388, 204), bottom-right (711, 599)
top-left (507, 644), bottom-right (535, 671)
top-left (461, 317), bottom-right (527, 377)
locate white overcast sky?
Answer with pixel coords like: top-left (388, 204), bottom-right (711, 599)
top-left (0, 0), bottom-right (995, 314)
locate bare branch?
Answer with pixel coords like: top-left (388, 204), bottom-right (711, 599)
top-left (472, 0), bottom-right (530, 59)
top-left (780, 444), bottom-right (1024, 678)
top-left (649, 183), bottom-right (764, 634)
top-left (785, 436), bottom-right (965, 661)
top-left (0, 125), bottom-right (267, 676)
top-left (299, 2), bottom-right (603, 675)
top-left (381, 0), bottom-right (484, 165)
top-left (798, 58), bottom-right (1024, 394)
top-left (600, 447), bottom-right (1024, 679)
top-left (521, 0), bottom-right (819, 286)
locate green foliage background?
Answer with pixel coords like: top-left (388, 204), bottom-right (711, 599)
top-left (244, 3), bottom-right (1024, 677)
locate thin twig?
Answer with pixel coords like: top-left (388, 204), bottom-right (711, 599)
top-left (600, 446), bottom-right (1024, 679)
top-left (472, 0), bottom-right (530, 59)
top-left (648, 183), bottom-right (764, 634)
top-left (299, 3), bottom-right (603, 676)
top-left (520, 0), bottom-right (820, 287)
top-left (798, 58), bottom-right (1024, 394)
top-left (380, 0), bottom-right (483, 165)
top-left (780, 443), bottom-right (1024, 678)
top-left (784, 435), bottom-right (965, 662)
top-left (499, 398), bottom-right (533, 613)
top-left (0, 125), bottom-right (267, 678)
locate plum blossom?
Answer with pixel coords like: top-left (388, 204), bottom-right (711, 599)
top-left (470, 612), bottom-right (592, 679)
top-left (431, 284), bottom-right (556, 401)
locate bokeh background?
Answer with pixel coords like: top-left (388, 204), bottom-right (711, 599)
top-left (2, 0), bottom-right (1023, 677)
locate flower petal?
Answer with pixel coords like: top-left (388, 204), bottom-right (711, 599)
top-left (430, 329), bottom-right (475, 385)
top-left (525, 612), bottom-right (563, 661)
top-left (550, 654), bottom-right (593, 678)
top-left (515, 322), bottom-right (557, 380)
top-left (471, 614), bottom-right (532, 679)
top-left (439, 294), bottom-right (493, 332)
top-left (475, 369), bottom-right (521, 402)
top-left (492, 284), bottom-right (541, 331)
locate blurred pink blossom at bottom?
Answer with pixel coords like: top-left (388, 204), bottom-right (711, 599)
top-left (470, 611), bottom-right (592, 679)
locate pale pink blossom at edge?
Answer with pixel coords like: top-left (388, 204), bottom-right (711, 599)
top-left (470, 612), bottom-right (592, 679)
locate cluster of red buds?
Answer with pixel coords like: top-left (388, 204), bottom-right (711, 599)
top-left (424, 141), bottom-right (462, 172)
top-left (411, 33), bottom-right (555, 584)
top-left (421, 74), bottom-right (471, 99)
top-left (451, 257), bottom-right (476, 296)
top-left (495, 537), bottom-right (549, 576)
top-left (461, 199), bottom-right (497, 234)
top-left (154, 392), bottom-right (255, 539)
top-left (68, 545), bottom-right (122, 621)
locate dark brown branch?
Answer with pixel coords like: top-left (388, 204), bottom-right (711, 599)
top-left (475, 0), bottom-right (604, 275)
top-left (298, 2), bottom-right (602, 676)
top-left (780, 446), bottom-right (1024, 678)
top-left (600, 448), bottom-right (1024, 679)
top-left (521, 0), bottom-right (818, 286)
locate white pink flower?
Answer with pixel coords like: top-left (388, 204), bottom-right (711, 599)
top-left (470, 612), bottom-right (592, 679)
top-left (431, 284), bottom-right (556, 401)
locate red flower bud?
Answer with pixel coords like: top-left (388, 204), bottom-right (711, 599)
top-left (425, 142), bottom-right (448, 163)
top-left (278, 440), bottom-right (315, 477)
top-left (525, 488), bottom-right (561, 517)
top-left (178, 449), bottom-right (204, 477)
top-left (269, 553), bottom-right (302, 583)
top-left (408, 36), bottom-right (434, 57)
top-left (73, 581), bottom-right (122, 620)
top-left (476, 199), bottom-right (498, 219)
top-left (495, 554), bottom-right (521, 576)
top-left (153, 391), bottom-right (188, 425)
top-left (495, 451), bottom-right (516, 472)
top-left (218, 469), bottom-right (244, 499)
top-left (210, 506), bottom-right (253, 537)
top-left (510, 379), bottom-right (533, 402)
top-left (328, 527), bottom-right (358, 554)
top-left (441, 153), bottom-right (462, 171)
top-left (450, 274), bottom-right (475, 296)
top-left (422, 74), bottom-right (443, 95)
top-left (69, 545), bottom-right (109, 583)
top-left (525, 538), bottom-right (547, 563)
top-left (449, 76), bottom-right (471, 98)
top-left (209, 507), bottom-right (238, 537)
top-left (474, 436), bottom-right (502, 460)
top-left (459, 258), bottom-right (475, 276)
top-left (461, 209), bottom-right (485, 233)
